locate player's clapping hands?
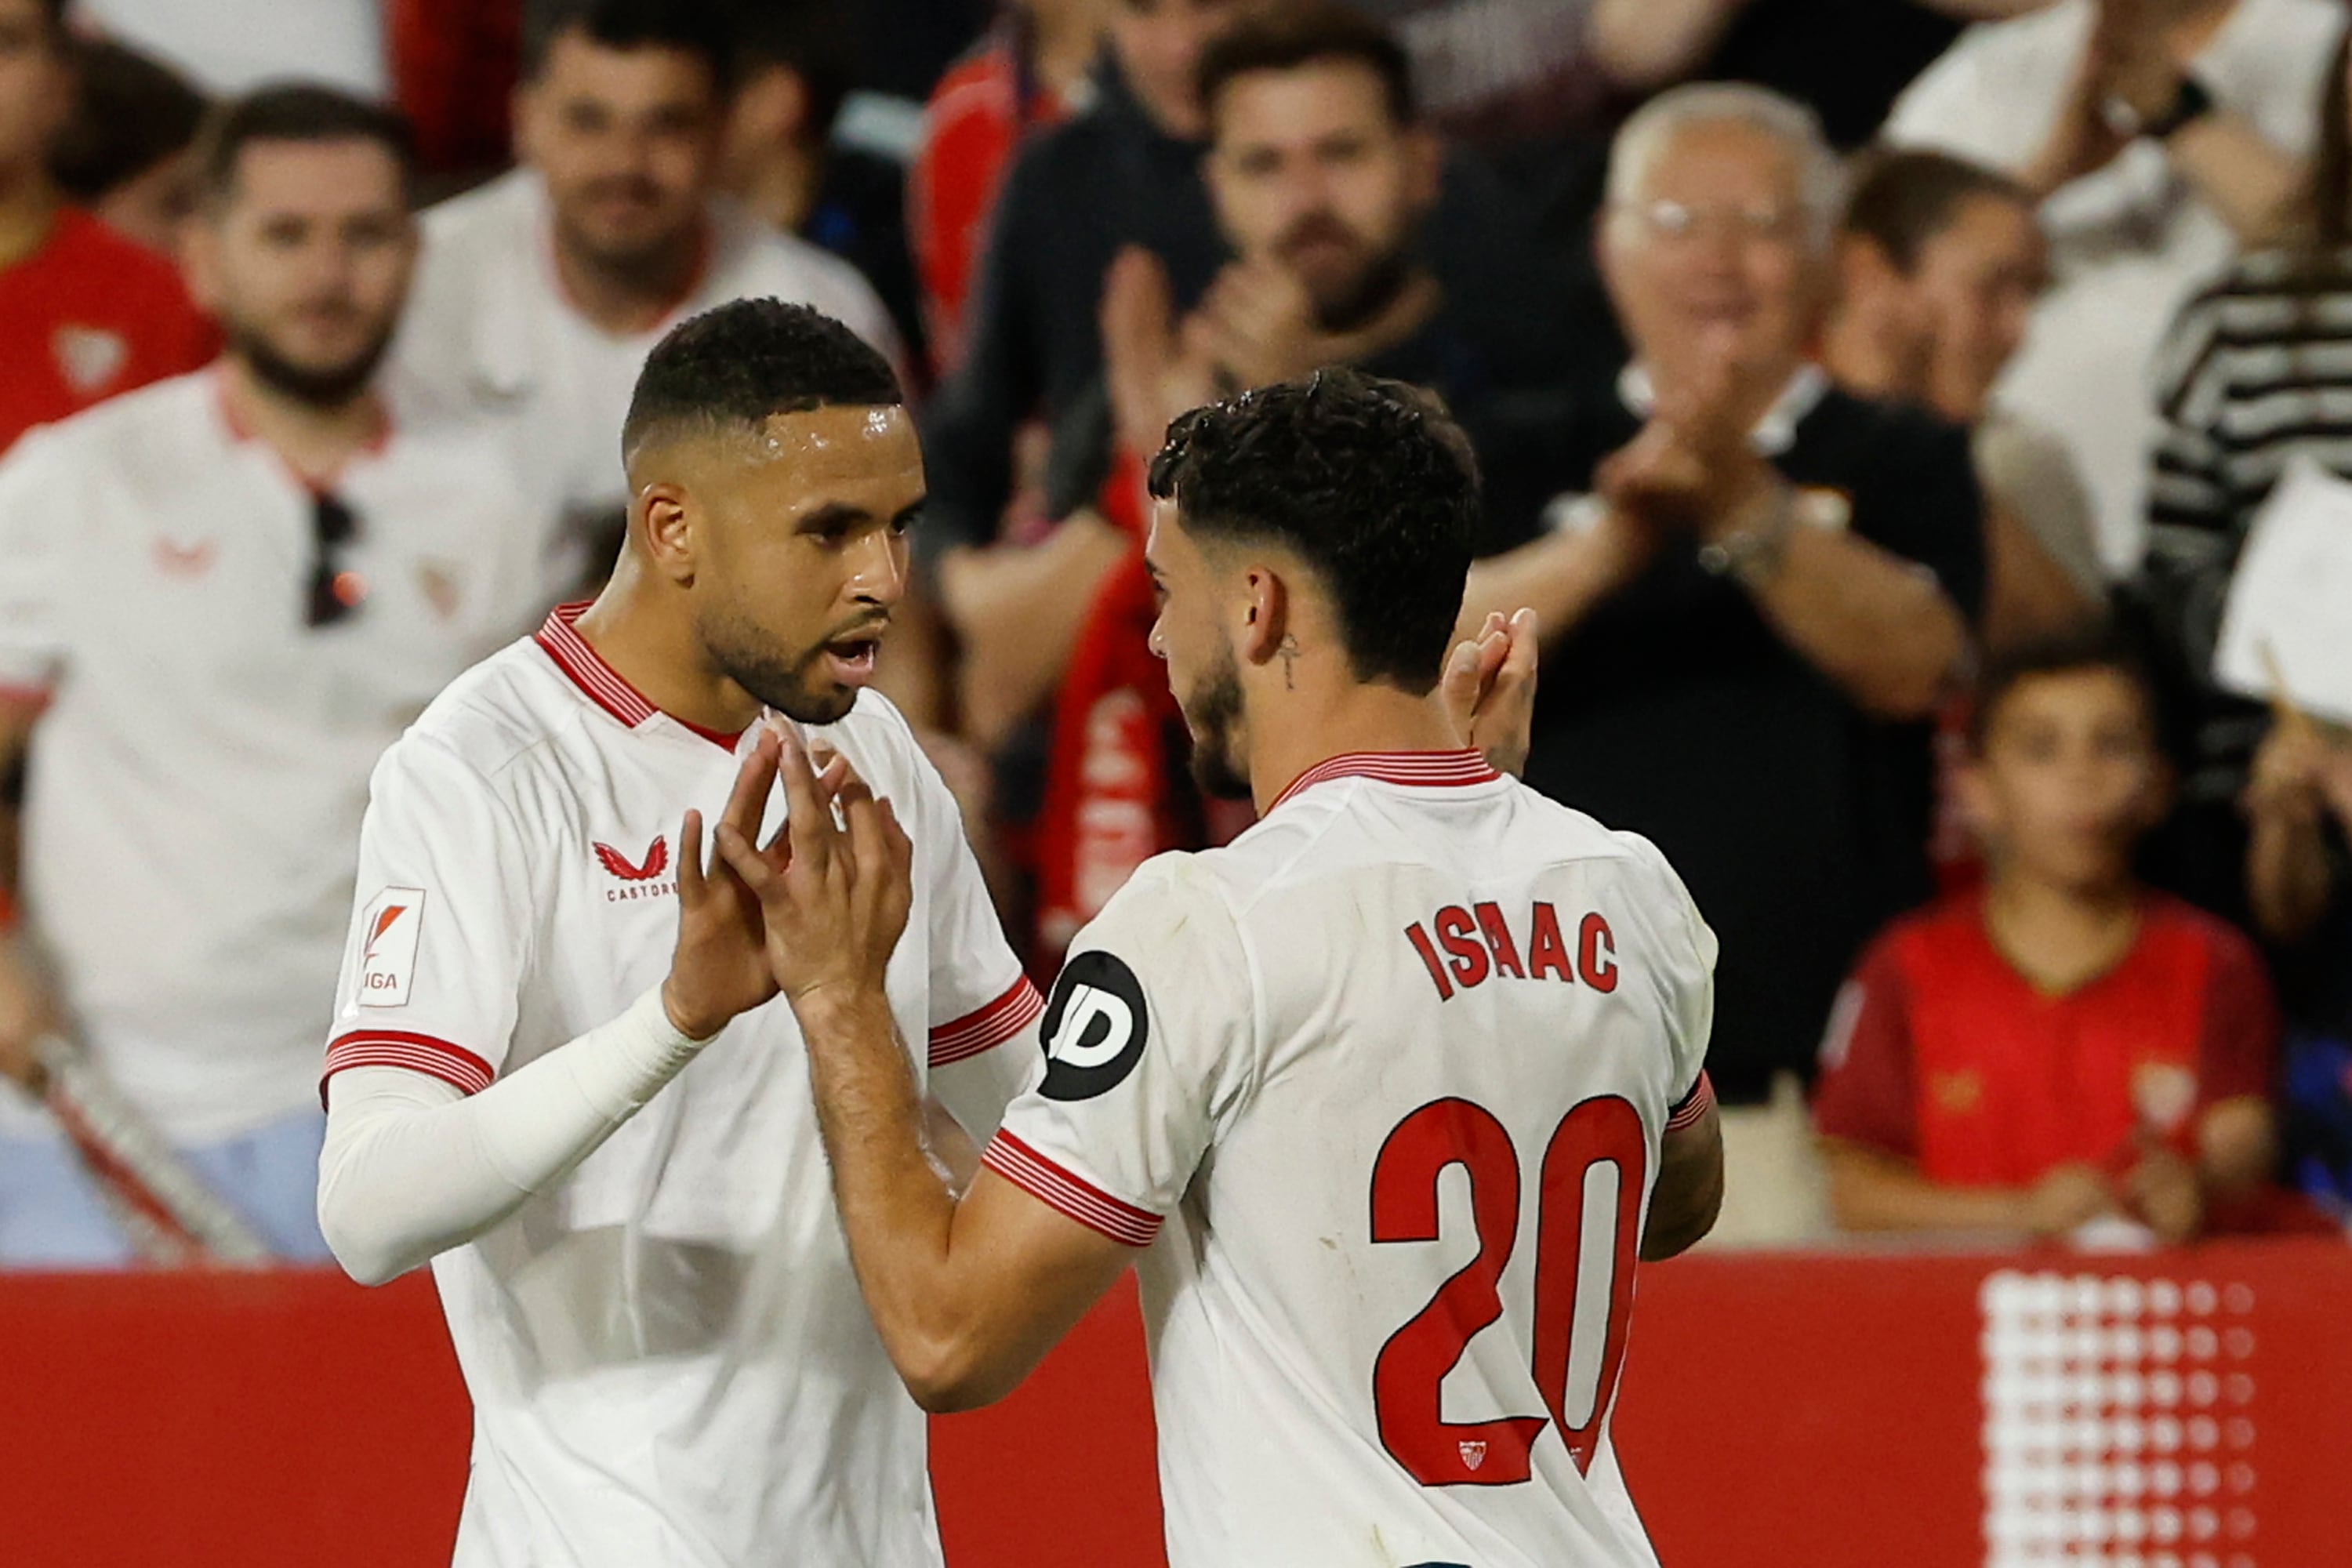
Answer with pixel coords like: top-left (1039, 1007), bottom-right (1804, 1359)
top-left (713, 726), bottom-right (915, 1018)
top-left (1443, 608), bottom-right (1541, 779)
top-left (661, 727), bottom-right (799, 1040)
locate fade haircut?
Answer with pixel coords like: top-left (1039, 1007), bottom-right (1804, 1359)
top-left (1967, 619), bottom-right (2157, 755)
top-left (1198, 1), bottom-right (1417, 128)
top-left (1148, 368), bottom-right (1479, 694)
top-left (622, 298), bottom-right (902, 463)
top-left (1844, 147), bottom-right (2033, 273)
top-left (524, 0), bottom-right (737, 96)
top-left (193, 85), bottom-right (417, 209)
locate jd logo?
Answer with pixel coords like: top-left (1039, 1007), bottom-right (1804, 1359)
top-left (1039, 951), bottom-right (1149, 1102)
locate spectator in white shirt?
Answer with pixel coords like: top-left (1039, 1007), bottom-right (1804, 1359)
top-left (1884, 0), bottom-right (2346, 570)
top-left (0, 86), bottom-right (553, 1267)
top-left (390, 0), bottom-right (902, 590)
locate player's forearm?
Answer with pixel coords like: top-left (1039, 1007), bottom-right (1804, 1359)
top-left (1743, 522), bottom-right (1967, 720)
top-left (1823, 1145), bottom-right (2033, 1235)
top-left (317, 986), bottom-right (709, 1284)
top-left (1457, 520), bottom-right (1644, 652)
top-left (1642, 1106), bottom-right (1724, 1261)
top-left (794, 991), bottom-right (988, 1394)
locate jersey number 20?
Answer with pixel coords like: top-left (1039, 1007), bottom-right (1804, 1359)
top-left (1369, 1095), bottom-right (1645, 1486)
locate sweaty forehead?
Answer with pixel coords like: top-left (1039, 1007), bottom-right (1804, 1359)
top-left (749, 404), bottom-right (920, 485)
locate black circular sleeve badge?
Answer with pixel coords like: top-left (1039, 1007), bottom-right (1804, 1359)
top-left (1037, 951), bottom-right (1149, 1102)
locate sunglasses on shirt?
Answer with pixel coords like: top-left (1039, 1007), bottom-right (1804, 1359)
top-left (306, 492), bottom-right (365, 627)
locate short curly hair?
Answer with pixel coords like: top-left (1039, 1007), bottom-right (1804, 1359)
top-left (622, 298), bottom-right (902, 463)
top-left (1148, 368), bottom-right (1480, 693)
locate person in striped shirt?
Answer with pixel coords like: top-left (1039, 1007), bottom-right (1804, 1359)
top-left (2141, 24), bottom-right (2352, 921)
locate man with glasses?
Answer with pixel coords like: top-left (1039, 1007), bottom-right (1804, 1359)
top-left (1464, 84), bottom-right (1985, 1245)
top-left (0, 86), bottom-right (554, 1265)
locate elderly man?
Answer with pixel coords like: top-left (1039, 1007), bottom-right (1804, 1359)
top-left (1467, 84), bottom-right (1985, 1244)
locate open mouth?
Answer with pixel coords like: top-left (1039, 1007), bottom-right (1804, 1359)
top-left (820, 637), bottom-right (881, 687)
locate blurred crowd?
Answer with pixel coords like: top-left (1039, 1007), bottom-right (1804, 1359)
top-left (1, 0), bottom-right (2350, 1265)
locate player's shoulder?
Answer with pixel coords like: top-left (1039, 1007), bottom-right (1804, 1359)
top-left (1082, 848), bottom-right (1252, 964)
top-left (385, 635), bottom-right (580, 796)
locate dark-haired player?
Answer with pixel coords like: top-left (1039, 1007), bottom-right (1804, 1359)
top-left (314, 300), bottom-right (1039, 1564)
top-left (736, 370), bottom-right (1726, 1568)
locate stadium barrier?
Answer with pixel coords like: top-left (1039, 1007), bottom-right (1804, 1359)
top-left (5, 1240), bottom-right (2347, 1565)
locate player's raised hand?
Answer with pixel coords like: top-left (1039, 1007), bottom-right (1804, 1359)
top-left (1443, 608), bottom-right (1540, 779)
top-left (662, 728), bottom-right (790, 1040)
top-left (714, 727), bottom-right (915, 1015)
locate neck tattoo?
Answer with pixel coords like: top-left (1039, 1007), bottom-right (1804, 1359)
top-left (1279, 634), bottom-right (1300, 691)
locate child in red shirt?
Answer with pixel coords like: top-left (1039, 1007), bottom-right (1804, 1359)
top-left (1813, 626), bottom-right (2280, 1243)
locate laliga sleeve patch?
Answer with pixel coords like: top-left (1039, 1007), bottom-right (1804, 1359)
top-left (358, 887), bottom-right (426, 1008)
top-left (1038, 951), bottom-right (1149, 1102)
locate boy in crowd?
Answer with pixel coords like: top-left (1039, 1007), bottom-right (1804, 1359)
top-left (1813, 626), bottom-right (2279, 1243)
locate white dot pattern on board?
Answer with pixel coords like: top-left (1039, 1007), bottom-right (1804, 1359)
top-left (1978, 1271), bottom-right (2259, 1568)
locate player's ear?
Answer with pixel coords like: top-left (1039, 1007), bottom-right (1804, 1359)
top-left (637, 483), bottom-right (699, 584)
top-left (1235, 562), bottom-right (1288, 668)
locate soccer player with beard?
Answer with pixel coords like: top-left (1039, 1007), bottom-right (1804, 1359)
top-left (0, 86), bottom-right (553, 1263)
top-left (312, 299), bottom-right (1044, 1565)
top-left (734, 371), bottom-right (1726, 1568)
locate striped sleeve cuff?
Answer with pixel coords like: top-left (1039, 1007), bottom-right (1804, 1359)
top-left (928, 978), bottom-right (1044, 1067)
top-left (982, 1131), bottom-right (1162, 1247)
top-left (321, 1029), bottom-right (497, 1104)
top-left (1665, 1071), bottom-right (1715, 1134)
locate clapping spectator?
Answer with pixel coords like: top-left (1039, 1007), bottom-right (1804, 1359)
top-left (1034, 1), bottom-right (1527, 950)
top-left (388, 0), bottom-right (900, 588)
top-left (1884, 0), bottom-right (2346, 568)
top-left (1814, 630), bottom-right (2281, 1246)
top-left (1465, 85), bottom-right (1984, 1243)
top-left (0, 89), bottom-right (553, 1265)
top-left (0, 0), bottom-right (212, 456)
top-left (1824, 148), bottom-right (2103, 651)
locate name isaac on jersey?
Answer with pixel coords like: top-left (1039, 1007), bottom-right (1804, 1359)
top-left (1405, 902), bottom-right (1620, 1000)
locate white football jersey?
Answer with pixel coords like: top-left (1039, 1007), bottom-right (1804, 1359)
top-left (985, 750), bottom-right (1716, 1568)
top-left (323, 605), bottom-right (1039, 1567)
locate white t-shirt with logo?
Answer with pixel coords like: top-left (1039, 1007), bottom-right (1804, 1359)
top-left (390, 169), bottom-right (906, 575)
top-left (0, 371), bottom-right (554, 1142)
top-left (985, 752), bottom-right (1717, 1568)
top-left (321, 604), bottom-right (1038, 1567)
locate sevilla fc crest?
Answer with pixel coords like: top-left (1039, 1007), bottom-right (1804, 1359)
top-left (1458, 1440), bottom-right (1486, 1471)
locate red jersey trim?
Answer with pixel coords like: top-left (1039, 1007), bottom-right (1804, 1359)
top-left (533, 602), bottom-right (658, 728)
top-left (1269, 750), bottom-right (1501, 813)
top-left (1665, 1071), bottom-right (1715, 1133)
top-left (982, 1131), bottom-right (1162, 1247)
top-left (929, 978), bottom-right (1044, 1066)
top-left (532, 603), bottom-right (750, 750)
top-left (209, 366), bottom-right (390, 492)
top-left (321, 1029), bottom-right (497, 1103)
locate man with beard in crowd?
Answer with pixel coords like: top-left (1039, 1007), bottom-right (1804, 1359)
top-left (0, 88), bottom-right (553, 1264)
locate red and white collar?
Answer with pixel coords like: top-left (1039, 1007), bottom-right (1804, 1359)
top-left (532, 603), bottom-right (746, 750)
top-left (1268, 749), bottom-right (1501, 813)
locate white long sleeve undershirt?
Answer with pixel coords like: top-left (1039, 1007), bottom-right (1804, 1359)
top-left (315, 985), bottom-right (710, 1286)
